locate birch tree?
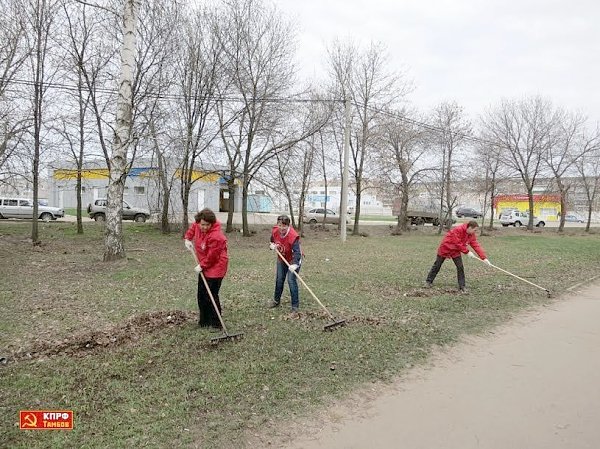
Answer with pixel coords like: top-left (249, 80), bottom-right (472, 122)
top-left (104, 0), bottom-right (139, 261)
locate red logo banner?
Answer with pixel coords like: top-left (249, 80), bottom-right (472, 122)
top-left (20, 410), bottom-right (74, 430)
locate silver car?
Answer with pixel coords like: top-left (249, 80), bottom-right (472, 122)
top-left (0, 197), bottom-right (64, 222)
top-left (302, 208), bottom-right (351, 225)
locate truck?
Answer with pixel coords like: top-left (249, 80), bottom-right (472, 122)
top-left (405, 210), bottom-right (455, 227)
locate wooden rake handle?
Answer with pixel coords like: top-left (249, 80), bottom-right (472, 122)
top-left (472, 256), bottom-right (550, 293)
top-left (274, 248), bottom-right (335, 320)
top-left (187, 245), bottom-right (228, 332)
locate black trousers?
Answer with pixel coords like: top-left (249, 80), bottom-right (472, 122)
top-left (426, 255), bottom-right (466, 289)
top-left (197, 276), bottom-right (223, 328)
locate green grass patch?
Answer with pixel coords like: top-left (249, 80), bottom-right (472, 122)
top-left (64, 208), bottom-right (86, 216)
top-left (358, 214), bottom-right (397, 222)
top-left (1, 223), bottom-right (599, 448)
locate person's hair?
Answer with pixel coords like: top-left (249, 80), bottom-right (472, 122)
top-left (195, 208), bottom-right (216, 224)
top-left (467, 220), bottom-right (479, 228)
top-left (277, 214), bottom-right (290, 225)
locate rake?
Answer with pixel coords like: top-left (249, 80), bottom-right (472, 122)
top-left (187, 246), bottom-right (244, 344)
top-left (473, 257), bottom-right (552, 298)
top-left (274, 248), bottom-right (346, 331)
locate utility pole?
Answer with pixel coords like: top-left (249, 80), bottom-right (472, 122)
top-left (340, 98), bottom-right (351, 242)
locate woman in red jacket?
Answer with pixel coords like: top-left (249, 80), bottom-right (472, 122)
top-left (425, 220), bottom-right (490, 292)
top-left (184, 208), bottom-right (228, 328)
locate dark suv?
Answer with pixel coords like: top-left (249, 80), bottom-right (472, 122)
top-left (455, 207), bottom-right (482, 218)
top-left (87, 198), bottom-right (150, 222)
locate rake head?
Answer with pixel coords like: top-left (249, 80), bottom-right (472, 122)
top-left (209, 331), bottom-right (244, 345)
top-left (323, 318), bottom-right (346, 332)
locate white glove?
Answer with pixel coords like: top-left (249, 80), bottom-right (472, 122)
top-left (467, 251), bottom-right (476, 259)
top-left (184, 240), bottom-right (193, 251)
top-left (483, 259), bottom-right (491, 265)
top-left (269, 242), bottom-right (276, 251)
top-left (194, 264), bottom-right (202, 273)
top-left (288, 264), bottom-right (298, 272)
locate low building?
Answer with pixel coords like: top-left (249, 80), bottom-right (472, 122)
top-left (48, 160), bottom-right (242, 216)
top-left (247, 192), bottom-right (273, 213)
top-left (493, 194), bottom-right (562, 221)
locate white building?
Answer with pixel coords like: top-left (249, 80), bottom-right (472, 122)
top-left (305, 181), bottom-right (392, 215)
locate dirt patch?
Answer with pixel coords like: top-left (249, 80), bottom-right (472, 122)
top-left (280, 310), bottom-right (386, 326)
top-left (401, 287), bottom-right (463, 298)
top-left (4, 310), bottom-right (198, 364)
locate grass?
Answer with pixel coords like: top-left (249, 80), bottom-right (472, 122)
top-left (357, 214), bottom-right (397, 222)
top-left (1, 222), bottom-right (600, 448)
top-left (63, 208), bottom-right (85, 216)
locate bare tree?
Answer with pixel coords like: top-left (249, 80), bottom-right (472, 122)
top-left (173, 5), bottom-right (223, 232)
top-left (474, 140), bottom-right (504, 230)
top-left (481, 96), bottom-right (558, 230)
top-left (56, 0), bottom-right (108, 234)
top-left (0, 0), bottom-right (30, 175)
top-left (574, 127), bottom-right (600, 232)
top-left (0, 0), bottom-right (28, 99)
top-left (327, 40), bottom-right (410, 235)
top-left (273, 140), bottom-right (314, 229)
top-left (431, 101), bottom-right (471, 234)
top-left (375, 108), bottom-right (430, 232)
top-left (313, 128), bottom-right (333, 228)
top-left (545, 111), bottom-right (599, 232)
top-left (22, 0), bottom-right (61, 244)
top-left (217, 0), bottom-right (327, 236)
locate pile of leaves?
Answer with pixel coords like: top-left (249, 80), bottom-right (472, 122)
top-left (6, 310), bottom-right (197, 363)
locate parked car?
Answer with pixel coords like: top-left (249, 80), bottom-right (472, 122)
top-left (87, 198), bottom-right (150, 222)
top-left (455, 207), bottom-right (482, 218)
top-left (499, 209), bottom-right (545, 227)
top-left (0, 197), bottom-right (64, 222)
top-left (302, 208), bottom-right (349, 225)
top-left (564, 213), bottom-right (584, 223)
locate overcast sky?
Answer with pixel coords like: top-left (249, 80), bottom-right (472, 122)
top-left (275, 0), bottom-right (600, 123)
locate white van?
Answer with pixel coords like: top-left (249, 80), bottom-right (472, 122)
top-left (0, 197), bottom-right (64, 222)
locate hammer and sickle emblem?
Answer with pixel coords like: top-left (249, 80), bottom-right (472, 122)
top-left (23, 413), bottom-right (37, 427)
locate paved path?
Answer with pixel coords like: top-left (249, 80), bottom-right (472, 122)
top-left (284, 284), bottom-right (600, 449)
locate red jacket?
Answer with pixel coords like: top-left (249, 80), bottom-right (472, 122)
top-left (437, 223), bottom-right (486, 259)
top-left (185, 220), bottom-right (228, 278)
top-left (271, 225), bottom-right (301, 264)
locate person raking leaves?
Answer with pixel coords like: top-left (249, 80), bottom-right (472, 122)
top-left (184, 208), bottom-right (229, 329)
top-left (425, 220), bottom-right (490, 293)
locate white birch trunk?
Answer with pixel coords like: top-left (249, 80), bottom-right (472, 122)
top-left (104, 0), bottom-right (139, 261)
